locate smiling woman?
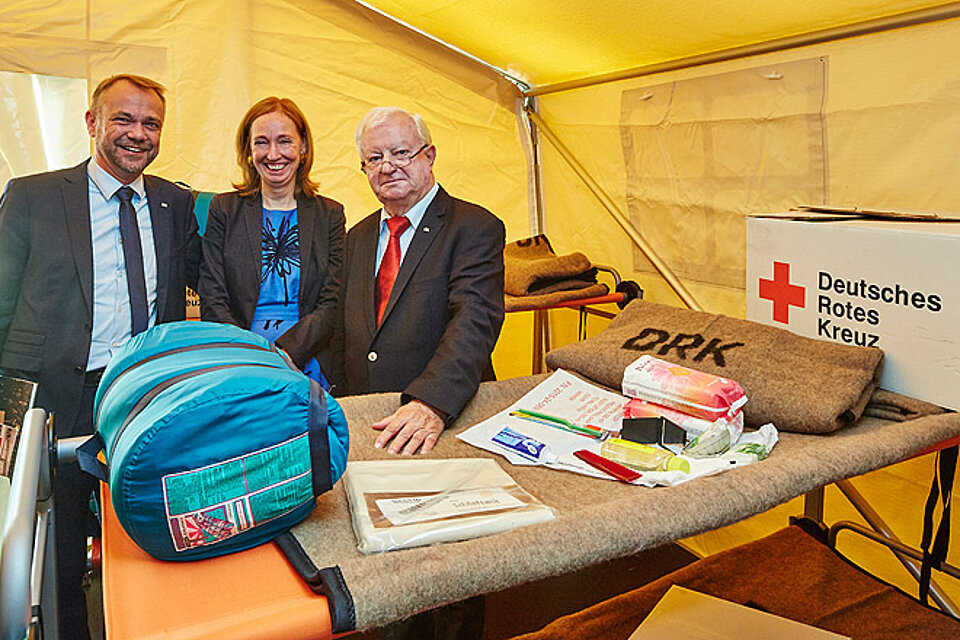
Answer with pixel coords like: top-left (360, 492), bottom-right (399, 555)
top-left (198, 97), bottom-right (345, 389)
top-left (250, 111), bottom-right (303, 206)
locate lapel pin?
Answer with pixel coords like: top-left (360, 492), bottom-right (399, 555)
top-left (423, 226), bottom-right (430, 233)
top-left (161, 202), bottom-right (169, 208)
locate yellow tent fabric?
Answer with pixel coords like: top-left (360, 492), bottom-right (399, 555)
top-left (533, 15), bottom-right (960, 320)
top-left (361, 0), bottom-right (956, 87)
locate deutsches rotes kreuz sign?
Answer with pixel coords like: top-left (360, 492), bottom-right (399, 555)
top-left (746, 215), bottom-right (960, 409)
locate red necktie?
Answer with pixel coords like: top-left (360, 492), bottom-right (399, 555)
top-left (376, 215), bottom-right (411, 325)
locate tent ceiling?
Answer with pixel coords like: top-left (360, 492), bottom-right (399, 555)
top-left (360, 0), bottom-right (958, 88)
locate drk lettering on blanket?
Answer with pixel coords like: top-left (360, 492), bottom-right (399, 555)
top-left (622, 328), bottom-right (744, 367)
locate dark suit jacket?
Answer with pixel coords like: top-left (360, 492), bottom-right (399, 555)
top-left (0, 160), bottom-right (200, 437)
top-left (331, 185), bottom-right (505, 420)
top-left (198, 191), bottom-right (345, 369)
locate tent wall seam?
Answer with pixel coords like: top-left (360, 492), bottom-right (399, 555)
top-left (523, 107), bottom-right (703, 312)
top-left (818, 56), bottom-right (830, 206)
top-left (526, 1), bottom-right (960, 97)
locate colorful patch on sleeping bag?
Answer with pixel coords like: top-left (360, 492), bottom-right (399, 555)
top-left (162, 433), bottom-right (314, 551)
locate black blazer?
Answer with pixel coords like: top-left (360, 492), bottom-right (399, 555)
top-left (198, 190), bottom-right (345, 369)
top-left (0, 160), bottom-right (199, 437)
top-left (330, 185), bottom-right (505, 420)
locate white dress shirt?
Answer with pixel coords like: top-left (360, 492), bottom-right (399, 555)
top-left (86, 160), bottom-right (158, 370)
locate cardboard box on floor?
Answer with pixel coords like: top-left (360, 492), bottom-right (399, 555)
top-left (629, 585), bottom-right (850, 639)
top-left (746, 212), bottom-right (960, 409)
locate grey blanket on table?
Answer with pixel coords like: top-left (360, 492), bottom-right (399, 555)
top-left (288, 375), bottom-right (960, 632)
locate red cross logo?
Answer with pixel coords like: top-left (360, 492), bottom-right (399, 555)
top-left (759, 261), bottom-right (805, 324)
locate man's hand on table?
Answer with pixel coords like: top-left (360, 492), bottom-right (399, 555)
top-left (372, 400), bottom-right (445, 455)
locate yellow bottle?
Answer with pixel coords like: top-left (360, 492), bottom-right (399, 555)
top-left (600, 438), bottom-right (690, 473)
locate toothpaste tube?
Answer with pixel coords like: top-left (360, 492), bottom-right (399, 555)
top-left (622, 355), bottom-right (747, 422)
top-left (492, 427), bottom-right (559, 464)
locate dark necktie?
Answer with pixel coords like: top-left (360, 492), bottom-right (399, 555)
top-left (376, 215), bottom-right (411, 325)
top-left (116, 186), bottom-right (149, 335)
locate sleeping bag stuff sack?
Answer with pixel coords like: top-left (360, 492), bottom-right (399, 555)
top-left (80, 321), bottom-right (349, 561)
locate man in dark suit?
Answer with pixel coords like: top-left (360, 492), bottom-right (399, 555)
top-left (335, 106), bottom-right (505, 456)
top-left (334, 106), bottom-right (504, 640)
top-left (0, 74), bottom-right (199, 640)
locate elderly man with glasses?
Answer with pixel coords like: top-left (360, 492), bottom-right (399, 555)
top-left (329, 106), bottom-right (505, 458)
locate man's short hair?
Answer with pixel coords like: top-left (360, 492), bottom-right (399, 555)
top-left (90, 74), bottom-right (166, 114)
top-left (355, 107), bottom-right (432, 153)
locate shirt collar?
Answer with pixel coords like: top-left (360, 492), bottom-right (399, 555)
top-left (378, 181), bottom-right (440, 230)
top-left (87, 158), bottom-right (146, 202)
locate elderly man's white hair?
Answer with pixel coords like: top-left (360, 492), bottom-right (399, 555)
top-left (355, 106), bottom-right (432, 153)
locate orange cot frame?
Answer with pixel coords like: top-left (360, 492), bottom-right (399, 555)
top-left (519, 292), bottom-right (625, 374)
top-left (100, 486), bottom-right (337, 640)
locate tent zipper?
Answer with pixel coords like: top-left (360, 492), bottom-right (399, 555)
top-left (95, 341), bottom-right (275, 426)
top-left (107, 362), bottom-right (277, 462)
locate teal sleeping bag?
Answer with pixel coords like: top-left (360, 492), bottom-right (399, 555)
top-left (86, 321), bottom-right (348, 561)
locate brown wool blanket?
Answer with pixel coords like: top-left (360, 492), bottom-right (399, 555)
top-left (509, 523), bottom-right (960, 640)
top-left (504, 235), bottom-right (598, 296)
top-left (285, 375), bottom-right (960, 633)
top-left (865, 388), bottom-right (946, 422)
top-left (505, 283), bottom-right (610, 312)
top-left (545, 299), bottom-right (888, 433)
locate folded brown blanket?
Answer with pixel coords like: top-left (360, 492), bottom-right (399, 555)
top-left (865, 388), bottom-right (946, 422)
top-left (504, 235), bottom-right (596, 296)
top-left (528, 268), bottom-right (599, 295)
top-left (510, 523), bottom-right (960, 640)
top-left (505, 283), bottom-right (610, 312)
top-left (545, 300), bottom-right (884, 433)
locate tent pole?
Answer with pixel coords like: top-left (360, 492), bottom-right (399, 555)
top-left (527, 2), bottom-right (960, 97)
top-left (524, 107), bottom-right (703, 311)
top-left (350, 0), bottom-right (531, 93)
top-left (523, 97), bottom-right (551, 372)
top-left (524, 97), bottom-right (545, 234)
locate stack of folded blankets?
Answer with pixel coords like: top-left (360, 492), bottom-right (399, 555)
top-left (504, 235), bottom-right (608, 311)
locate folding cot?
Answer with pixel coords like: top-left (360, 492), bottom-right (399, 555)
top-left (97, 373), bottom-right (960, 638)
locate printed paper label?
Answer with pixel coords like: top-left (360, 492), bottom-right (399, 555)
top-left (375, 487), bottom-right (525, 526)
top-left (163, 433), bottom-right (313, 551)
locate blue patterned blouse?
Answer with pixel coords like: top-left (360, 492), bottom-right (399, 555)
top-left (250, 207), bottom-right (328, 388)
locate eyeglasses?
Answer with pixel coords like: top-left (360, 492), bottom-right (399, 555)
top-left (360, 144), bottom-right (429, 173)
